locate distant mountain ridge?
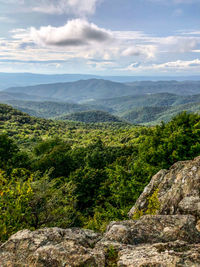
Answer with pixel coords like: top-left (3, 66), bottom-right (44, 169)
top-left (4, 79), bottom-right (200, 104)
top-left (0, 91), bottom-right (58, 102)
top-left (126, 80), bottom-right (200, 95)
top-left (1, 72), bottom-right (200, 90)
top-left (1, 78), bottom-right (200, 125)
top-left (5, 79), bottom-right (134, 102)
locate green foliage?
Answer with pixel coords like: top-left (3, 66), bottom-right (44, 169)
top-left (0, 170), bottom-right (34, 241)
top-left (0, 133), bottom-right (18, 170)
top-left (29, 173), bottom-right (80, 229)
top-left (132, 189), bottom-right (160, 219)
top-left (1, 104), bottom-right (200, 242)
top-left (146, 189), bottom-right (160, 215)
top-left (132, 208), bottom-right (144, 220)
top-left (32, 139), bottom-right (73, 178)
top-left (0, 169), bottom-right (80, 241)
top-left (84, 208), bottom-right (109, 233)
top-left (105, 245), bottom-right (118, 267)
top-left (0, 133), bottom-right (29, 172)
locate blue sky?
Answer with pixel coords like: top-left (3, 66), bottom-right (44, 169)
top-left (0, 0), bottom-right (200, 75)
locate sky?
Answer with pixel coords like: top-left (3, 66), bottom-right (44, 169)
top-left (0, 0), bottom-right (200, 75)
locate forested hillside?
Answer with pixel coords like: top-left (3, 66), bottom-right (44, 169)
top-left (91, 93), bottom-right (200, 114)
top-left (1, 79), bottom-right (200, 124)
top-left (5, 79), bottom-right (133, 102)
top-left (1, 103), bottom-right (200, 242)
top-left (60, 110), bottom-right (123, 123)
top-left (3, 100), bottom-right (112, 119)
top-left (1, 92), bottom-right (200, 124)
top-left (5, 80), bottom-right (200, 103)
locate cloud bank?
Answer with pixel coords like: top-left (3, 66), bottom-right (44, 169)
top-left (3, 16), bottom-right (200, 74)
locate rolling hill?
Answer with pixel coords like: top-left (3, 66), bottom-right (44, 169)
top-left (121, 106), bottom-right (169, 124)
top-left (59, 110), bottom-right (124, 123)
top-left (1, 92), bottom-right (200, 124)
top-left (91, 93), bottom-right (200, 115)
top-left (3, 100), bottom-right (112, 119)
top-left (122, 102), bottom-right (200, 125)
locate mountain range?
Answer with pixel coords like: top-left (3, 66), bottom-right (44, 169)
top-left (5, 79), bottom-right (133, 103)
top-left (0, 72), bottom-right (200, 90)
top-left (4, 79), bottom-right (200, 103)
top-left (1, 78), bottom-right (200, 124)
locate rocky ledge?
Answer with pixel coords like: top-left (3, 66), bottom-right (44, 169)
top-left (1, 156), bottom-right (200, 266)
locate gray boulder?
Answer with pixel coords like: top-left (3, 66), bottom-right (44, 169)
top-left (105, 214), bottom-right (200, 245)
top-left (0, 227), bottom-right (104, 267)
top-left (128, 156), bottom-right (200, 218)
top-left (118, 241), bottom-right (200, 267)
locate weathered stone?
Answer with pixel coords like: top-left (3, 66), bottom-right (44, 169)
top-left (104, 221), bottom-right (133, 244)
top-left (105, 215), bottom-right (200, 245)
top-left (118, 241), bottom-right (200, 267)
top-left (0, 227), bottom-right (104, 267)
top-left (196, 220), bottom-right (200, 232)
top-left (178, 196), bottom-right (200, 216)
top-left (128, 156), bottom-right (200, 218)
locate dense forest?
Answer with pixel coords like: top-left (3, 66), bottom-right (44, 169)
top-left (1, 103), bottom-right (200, 242)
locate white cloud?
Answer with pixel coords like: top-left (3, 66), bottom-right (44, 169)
top-left (32, 0), bottom-right (101, 16)
top-left (0, 0), bottom-right (102, 16)
top-left (87, 60), bottom-right (117, 70)
top-left (181, 31), bottom-right (200, 35)
top-left (113, 31), bottom-right (146, 40)
top-left (29, 19), bottom-right (112, 47)
top-left (122, 45), bottom-right (157, 58)
top-left (147, 35), bottom-right (200, 53)
top-left (126, 59), bottom-right (200, 72)
top-left (152, 58), bottom-right (200, 69)
top-left (4, 16), bottom-right (200, 74)
top-left (161, 36), bottom-right (199, 52)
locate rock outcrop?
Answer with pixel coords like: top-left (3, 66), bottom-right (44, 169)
top-left (1, 156), bottom-right (200, 266)
top-left (128, 156), bottom-right (200, 218)
top-left (0, 228), bottom-right (104, 266)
